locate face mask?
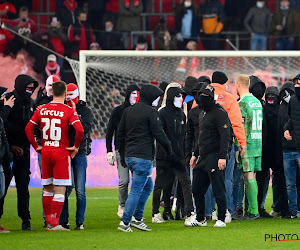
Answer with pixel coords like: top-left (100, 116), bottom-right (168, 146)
top-left (66, 86), bottom-right (79, 105)
top-left (283, 90), bottom-right (291, 103)
top-left (256, 2), bottom-right (264, 8)
top-left (251, 85), bottom-right (264, 100)
top-left (80, 20), bottom-right (87, 25)
top-left (25, 86), bottom-right (35, 98)
top-left (41, 39), bottom-right (48, 44)
top-left (136, 43), bottom-right (147, 51)
top-left (105, 27), bottom-right (113, 32)
top-left (48, 61), bottom-right (56, 68)
top-left (266, 96), bottom-right (278, 105)
top-left (295, 88), bottom-right (300, 98)
top-left (46, 84), bottom-right (52, 97)
top-left (184, 1), bottom-right (192, 8)
top-left (129, 90), bottom-right (140, 105)
top-left (280, 6), bottom-right (289, 10)
top-left (152, 96), bottom-right (160, 107)
top-left (174, 96), bottom-right (183, 108)
top-left (199, 95), bottom-right (215, 111)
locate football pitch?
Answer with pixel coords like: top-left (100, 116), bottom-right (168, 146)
top-left (0, 188), bottom-right (300, 249)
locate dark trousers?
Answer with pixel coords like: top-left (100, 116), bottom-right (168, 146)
top-left (257, 158), bottom-right (289, 216)
top-left (192, 152), bottom-right (227, 222)
top-left (152, 160), bottom-right (193, 216)
top-left (12, 152), bottom-right (31, 221)
top-left (201, 34), bottom-right (219, 50)
top-left (0, 163), bottom-right (13, 218)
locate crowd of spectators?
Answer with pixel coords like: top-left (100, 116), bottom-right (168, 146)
top-left (0, 0), bottom-right (299, 78)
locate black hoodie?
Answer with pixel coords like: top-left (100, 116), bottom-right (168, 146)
top-left (105, 84), bottom-right (140, 153)
top-left (278, 82), bottom-right (297, 153)
top-left (5, 74), bottom-right (38, 149)
top-left (116, 84), bottom-right (172, 160)
top-left (156, 87), bottom-right (186, 164)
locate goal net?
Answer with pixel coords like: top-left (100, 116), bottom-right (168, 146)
top-left (68, 50), bottom-right (300, 139)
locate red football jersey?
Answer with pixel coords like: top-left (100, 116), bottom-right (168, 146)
top-left (29, 102), bottom-right (81, 149)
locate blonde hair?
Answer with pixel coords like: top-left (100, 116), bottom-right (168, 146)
top-left (236, 74), bottom-right (250, 88)
top-left (159, 82), bottom-right (188, 120)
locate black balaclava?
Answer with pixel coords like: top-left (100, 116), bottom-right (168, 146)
top-left (14, 74), bottom-right (38, 102)
top-left (265, 86), bottom-right (279, 106)
top-left (279, 81), bottom-right (295, 103)
top-left (198, 83), bottom-right (215, 111)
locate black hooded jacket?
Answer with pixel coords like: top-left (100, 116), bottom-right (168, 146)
top-left (263, 86), bottom-right (280, 163)
top-left (278, 82), bottom-right (297, 152)
top-left (156, 87), bottom-right (186, 163)
top-left (0, 117), bottom-right (13, 164)
top-left (116, 84), bottom-right (172, 160)
top-left (106, 84), bottom-right (140, 153)
top-left (5, 74), bottom-right (38, 149)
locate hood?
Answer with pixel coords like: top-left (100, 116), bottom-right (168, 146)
top-left (0, 86), bottom-right (7, 96)
top-left (166, 87), bottom-right (185, 107)
top-left (14, 74), bottom-right (38, 96)
top-left (159, 81), bottom-right (169, 93)
top-left (183, 76), bottom-right (197, 95)
top-left (192, 82), bottom-right (204, 96)
top-left (140, 84), bottom-right (163, 105)
top-left (249, 75), bottom-right (266, 92)
top-left (280, 81), bottom-right (295, 100)
top-left (198, 75), bottom-right (211, 84)
top-left (124, 84), bottom-right (140, 103)
top-left (293, 73), bottom-right (300, 82)
top-left (265, 86), bottom-right (279, 97)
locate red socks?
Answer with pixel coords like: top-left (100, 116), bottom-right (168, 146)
top-left (50, 194), bottom-right (65, 227)
top-left (43, 191), bottom-right (53, 226)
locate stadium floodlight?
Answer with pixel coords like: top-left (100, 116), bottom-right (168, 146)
top-left (67, 50), bottom-right (300, 138)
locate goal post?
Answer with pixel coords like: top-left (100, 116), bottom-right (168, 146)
top-left (75, 50), bottom-right (300, 138)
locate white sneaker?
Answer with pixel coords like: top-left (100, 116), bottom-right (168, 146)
top-left (225, 209), bottom-right (232, 223)
top-left (46, 225), bottom-right (70, 231)
top-left (193, 219), bottom-right (207, 227)
top-left (118, 221), bottom-right (133, 232)
top-left (117, 205), bottom-right (125, 220)
top-left (269, 210), bottom-right (281, 218)
top-left (184, 212), bottom-right (197, 227)
top-left (152, 213), bottom-right (165, 223)
top-left (213, 220), bottom-right (226, 228)
top-left (130, 217), bottom-right (152, 231)
top-left (212, 210), bottom-right (218, 221)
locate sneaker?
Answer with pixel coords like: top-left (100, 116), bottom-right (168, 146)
top-left (118, 221), bottom-right (133, 232)
top-left (282, 214), bottom-right (298, 219)
top-left (47, 225), bottom-right (70, 231)
top-left (0, 226), bottom-right (10, 233)
top-left (60, 223), bottom-right (70, 230)
top-left (163, 211), bottom-right (174, 221)
top-left (236, 208), bottom-right (243, 217)
top-left (43, 219), bottom-right (47, 228)
top-left (260, 209), bottom-right (273, 218)
top-left (225, 210), bottom-right (232, 223)
top-left (117, 205), bottom-right (125, 220)
top-left (184, 212), bottom-right (197, 227)
top-left (212, 210), bottom-right (218, 221)
top-left (269, 210), bottom-right (281, 218)
top-left (130, 217), bottom-right (152, 231)
top-left (193, 219), bottom-right (207, 227)
top-left (74, 224), bottom-right (84, 230)
top-left (22, 220), bottom-right (33, 231)
top-left (152, 213), bottom-right (165, 223)
top-left (246, 213), bottom-right (260, 220)
top-left (231, 212), bottom-right (245, 221)
top-left (213, 220), bottom-right (226, 227)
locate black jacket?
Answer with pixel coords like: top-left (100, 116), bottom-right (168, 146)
top-left (156, 87), bottom-right (186, 163)
top-left (0, 102), bottom-right (12, 123)
top-left (285, 94), bottom-right (300, 151)
top-left (5, 75), bottom-right (38, 149)
top-left (194, 103), bottom-right (230, 159)
top-left (263, 86), bottom-right (280, 163)
top-left (278, 82), bottom-right (297, 152)
top-left (185, 106), bottom-right (202, 158)
top-left (0, 117), bottom-right (13, 164)
top-left (106, 84), bottom-right (140, 153)
top-left (116, 84), bottom-right (172, 160)
top-left (56, 3), bottom-right (79, 32)
top-left (69, 101), bottom-right (93, 155)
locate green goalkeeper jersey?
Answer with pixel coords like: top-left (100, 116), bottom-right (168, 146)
top-left (238, 93), bottom-right (263, 158)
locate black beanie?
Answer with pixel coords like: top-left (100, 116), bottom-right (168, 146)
top-left (212, 71), bottom-right (228, 85)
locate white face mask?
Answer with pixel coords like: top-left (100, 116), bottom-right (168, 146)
top-left (66, 88), bottom-right (79, 102)
top-left (174, 96), bottom-right (183, 108)
top-left (152, 96), bottom-right (160, 107)
top-left (45, 83), bottom-right (52, 97)
top-left (283, 90), bottom-right (291, 103)
top-left (256, 2), bottom-right (264, 8)
top-left (184, 1), bottom-right (192, 8)
top-left (105, 27), bottom-right (113, 32)
top-left (129, 90), bottom-right (139, 105)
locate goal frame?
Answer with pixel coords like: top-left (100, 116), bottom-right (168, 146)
top-left (79, 50), bottom-right (300, 102)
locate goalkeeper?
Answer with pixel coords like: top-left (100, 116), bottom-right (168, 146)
top-left (235, 75), bottom-right (262, 220)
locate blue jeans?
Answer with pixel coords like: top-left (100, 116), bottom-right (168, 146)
top-left (122, 157), bottom-right (154, 224)
top-left (283, 151), bottom-right (300, 215)
top-left (276, 38), bottom-right (294, 50)
top-left (205, 185), bottom-right (215, 215)
top-left (233, 167), bottom-right (244, 210)
top-left (60, 154), bottom-right (87, 224)
top-left (0, 164), bottom-right (4, 199)
top-left (251, 34), bottom-right (267, 50)
top-left (225, 146), bottom-right (235, 214)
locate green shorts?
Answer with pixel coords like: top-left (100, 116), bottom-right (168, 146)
top-left (238, 156), bottom-right (262, 172)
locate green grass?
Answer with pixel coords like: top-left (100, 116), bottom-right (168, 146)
top-left (0, 188), bottom-right (300, 249)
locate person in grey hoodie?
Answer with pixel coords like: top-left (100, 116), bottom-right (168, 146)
top-left (244, 0), bottom-right (272, 50)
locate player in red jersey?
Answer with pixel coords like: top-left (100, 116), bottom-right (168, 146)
top-left (25, 81), bottom-right (84, 231)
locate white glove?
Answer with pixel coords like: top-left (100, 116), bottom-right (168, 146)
top-left (107, 152), bottom-right (115, 166)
